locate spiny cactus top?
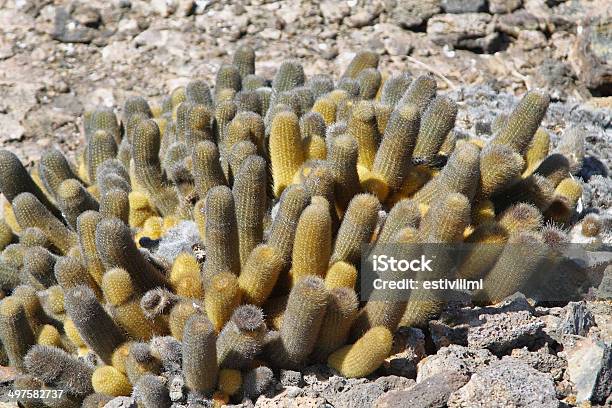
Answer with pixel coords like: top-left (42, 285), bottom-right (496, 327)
top-left (0, 47), bottom-right (593, 406)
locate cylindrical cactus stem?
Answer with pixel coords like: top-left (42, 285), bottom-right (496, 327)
top-left (202, 186), bottom-right (240, 278)
top-left (76, 211), bottom-right (106, 286)
top-left (123, 342), bottom-right (163, 385)
top-left (545, 177), bottom-right (583, 224)
top-left (533, 153), bottom-right (570, 187)
top-left (228, 140), bottom-right (258, 185)
top-left (182, 314), bottom-right (218, 395)
top-left (63, 285), bottom-right (125, 364)
top-left (0, 297), bottom-right (36, 370)
top-left (375, 199), bottom-right (421, 245)
top-left (38, 148), bottom-right (81, 201)
top-left (168, 299), bottom-right (201, 340)
top-left (92, 366), bottom-right (132, 397)
top-left (123, 95), bottom-right (153, 120)
top-left (87, 129), bottom-right (118, 183)
top-left (311, 287), bottom-right (359, 362)
top-left (56, 179), bottom-right (99, 229)
top-left (88, 107), bottom-right (120, 143)
top-left (325, 261), bottom-right (358, 290)
top-left (492, 174), bottom-right (555, 211)
top-left (270, 111), bottom-right (305, 198)
top-left (341, 50), bottom-right (379, 79)
top-left (413, 142), bottom-right (481, 206)
top-left (218, 368), bottom-right (242, 396)
top-left (204, 272), bottom-right (241, 332)
top-left (185, 80), bottom-right (213, 107)
top-left (357, 68), bottom-right (382, 99)
top-left (132, 119), bottom-right (179, 216)
top-left (134, 375), bottom-right (172, 408)
top-left (169, 253), bottom-right (204, 299)
top-left (95, 217), bottom-right (169, 293)
top-left (140, 287), bottom-right (180, 320)
top-left (330, 194), bottom-right (381, 266)
top-left (327, 326), bottom-right (392, 378)
top-left (213, 99), bottom-right (237, 144)
top-left (24, 345), bottom-right (94, 397)
top-left (232, 45), bottom-right (256, 78)
top-left (457, 221), bottom-right (508, 280)
top-left (372, 104), bottom-right (420, 190)
top-left (306, 74), bottom-right (334, 99)
top-left (19, 227), bottom-right (51, 249)
top-left (491, 89), bottom-right (550, 155)
top-left (82, 393), bottom-right (113, 408)
top-left (0, 218), bottom-right (16, 251)
top-left (523, 127), bottom-right (550, 177)
top-left (215, 64), bottom-right (242, 97)
top-left (99, 189), bottom-right (129, 224)
top-left (0, 149), bottom-right (63, 219)
top-left (414, 96), bottom-right (457, 161)
top-left (272, 60), bottom-right (305, 92)
top-left (347, 100), bottom-right (379, 170)
top-left (216, 305), bottom-right (267, 369)
top-left (555, 125), bottom-right (585, 174)
top-left (233, 155), bottom-right (266, 267)
top-left (12, 193), bottom-right (77, 254)
top-left (413, 95), bottom-right (458, 162)
top-left (312, 97), bottom-right (337, 125)
top-left (101, 268), bottom-right (164, 340)
top-left (328, 135), bottom-right (362, 211)
top-left (474, 231), bottom-right (548, 305)
top-left (398, 74), bottom-right (437, 113)
top-left (302, 165), bottom-right (339, 230)
top-left (267, 184), bottom-right (310, 263)
top-left (238, 244), bottom-right (285, 306)
top-left (23, 246), bottom-right (58, 288)
top-left (498, 203), bottom-right (543, 234)
top-left (271, 276), bottom-right (328, 368)
top-left (400, 194), bottom-right (471, 328)
top-left (478, 144), bottom-right (524, 199)
top-left (289, 199), bottom-right (332, 286)
top-left (420, 193), bottom-right (470, 243)
top-left (12, 285), bottom-right (48, 333)
top-left (192, 140), bottom-right (227, 201)
top-left (380, 72), bottom-right (412, 107)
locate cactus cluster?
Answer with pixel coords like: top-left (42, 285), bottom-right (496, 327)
top-left (0, 47), bottom-right (594, 406)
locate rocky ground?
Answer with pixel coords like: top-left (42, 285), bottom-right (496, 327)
top-left (0, 0), bottom-right (611, 407)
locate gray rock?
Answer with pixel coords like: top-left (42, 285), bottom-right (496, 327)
top-left (417, 345), bottom-right (497, 382)
top-left (168, 374), bottom-right (185, 401)
top-left (467, 310), bottom-right (546, 355)
top-left (448, 357), bottom-right (559, 408)
top-left (510, 347), bottom-right (566, 380)
top-left (385, 0), bottom-right (441, 30)
top-left (104, 396), bottom-right (137, 408)
top-left (52, 7), bottom-right (98, 43)
top-left (517, 29), bottom-right (547, 51)
top-left (375, 371), bottom-right (468, 408)
top-left (427, 13), bottom-right (501, 53)
top-left (383, 327), bottom-right (426, 378)
top-left (279, 370), bottom-right (304, 387)
top-left (440, 0), bottom-right (486, 13)
top-left (566, 337), bottom-right (612, 404)
top-left (489, 0), bottom-right (522, 14)
top-left (429, 293), bottom-right (534, 350)
top-left (497, 10), bottom-right (543, 36)
top-left (557, 301), bottom-right (596, 336)
top-left (320, 1), bottom-right (350, 24)
top-left (596, 264), bottom-right (612, 300)
top-left (300, 368), bottom-right (413, 408)
top-left (569, 16), bottom-right (612, 95)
